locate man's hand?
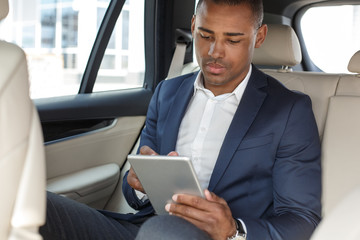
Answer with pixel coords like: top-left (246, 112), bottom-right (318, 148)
top-left (165, 189), bottom-right (236, 240)
top-left (127, 167), bottom-right (145, 193)
top-left (127, 146), bottom-right (157, 193)
top-left (127, 145), bottom-right (179, 193)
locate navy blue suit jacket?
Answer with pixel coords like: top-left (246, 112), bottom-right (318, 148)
top-left (122, 66), bottom-right (322, 239)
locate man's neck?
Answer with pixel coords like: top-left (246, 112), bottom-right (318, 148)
top-left (202, 65), bottom-right (252, 96)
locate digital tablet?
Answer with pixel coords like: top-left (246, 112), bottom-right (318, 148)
top-left (127, 154), bottom-right (204, 215)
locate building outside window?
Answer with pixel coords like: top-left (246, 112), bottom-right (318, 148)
top-left (0, 0), bottom-right (145, 98)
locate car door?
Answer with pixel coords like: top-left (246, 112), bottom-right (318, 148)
top-left (0, 0), bottom-right (157, 211)
top-left (33, 0), bottom-right (153, 210)
top-left (1, 0), bottom-right (196, 213)
top-left (35, 0), bottom-right (196, 212)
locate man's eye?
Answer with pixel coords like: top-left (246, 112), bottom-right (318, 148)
top-left (200, 33), bottom-right (210, 39)
top-left (229, 40), bottom-right (241, 44)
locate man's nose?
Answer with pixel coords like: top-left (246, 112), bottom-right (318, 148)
top-left (208, 41), bottom-right (225, 59)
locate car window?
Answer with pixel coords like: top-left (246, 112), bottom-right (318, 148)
top-left (301, 5), bottom-right (360, 73)
top-left (0, 0), bottom-right (145, 99)
top-left (93, 0), bottom-right (144, 93)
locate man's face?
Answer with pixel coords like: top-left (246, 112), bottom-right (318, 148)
top-left (192, 1), bottom-right (267, 95)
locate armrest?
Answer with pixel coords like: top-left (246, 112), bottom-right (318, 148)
top-left (47, 163), bottom-right (120, 208)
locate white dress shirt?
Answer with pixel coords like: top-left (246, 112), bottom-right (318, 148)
top-left (176, 65), bottom-right (252, 190)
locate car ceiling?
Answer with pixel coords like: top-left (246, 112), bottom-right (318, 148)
top-left (263, 0), bottom-right (360, 18)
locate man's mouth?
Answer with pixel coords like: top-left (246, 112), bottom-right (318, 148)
top-left (205, 62), bottom-right (226, 75)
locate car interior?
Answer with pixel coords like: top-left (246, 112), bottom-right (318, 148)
top-left (1, 0), bottom-right (360, 239)
top-left (0, 1), bottom-right (46, 239)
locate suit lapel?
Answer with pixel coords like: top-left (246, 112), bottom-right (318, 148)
top-left (208, 67), bottom-right (268, 191)
top-left (160, 73), bottom-right (197, 154)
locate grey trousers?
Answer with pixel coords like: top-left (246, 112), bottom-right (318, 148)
top-left (40, 192), bottom-right (211, 240)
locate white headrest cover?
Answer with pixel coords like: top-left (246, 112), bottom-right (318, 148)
top-left (0, 0), bottom-right (9, 21)
top-left (253, 24), bottom-right (302, 67)
top-left (348, 50), bottom-right (360, 74)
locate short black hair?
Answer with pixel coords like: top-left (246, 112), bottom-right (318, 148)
top-left (195, 0), bottom-right (264, 28)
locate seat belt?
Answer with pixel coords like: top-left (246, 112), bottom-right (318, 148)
top-left (167, 43), bottom-right (187, 79)
top-left (166, 29), bottom-right (193, 79)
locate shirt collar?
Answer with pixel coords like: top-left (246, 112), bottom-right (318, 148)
top-left (193, 64), bottom-right (252, 102)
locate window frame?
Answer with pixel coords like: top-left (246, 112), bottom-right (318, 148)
top-left (79, 0), bottom-right (127, 93)
top-left (294, 1), bottom-right (360, 72)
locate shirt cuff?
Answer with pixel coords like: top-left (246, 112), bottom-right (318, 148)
top-left (135, 189), bottom-right (149, 202)
top-left (238, 218), bottom-right (247, 234)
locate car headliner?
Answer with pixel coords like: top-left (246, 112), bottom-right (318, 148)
top-left (263, 0), bottom-right (360, 17)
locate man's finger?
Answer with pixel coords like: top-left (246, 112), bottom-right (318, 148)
top-left (139, 145), bottom-right (158, 155)
top-left (165, 201), bottom-right (208, 221)
top-left (204, 189), bottom-right (225, 203)
top-left (167, 151), bottom-right (179, 156)
top-left (172, 194), bottom-right (210, 211)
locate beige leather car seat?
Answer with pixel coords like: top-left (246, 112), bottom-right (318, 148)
top-left (253, 24), bottom-right (339, 140)
top-left (0, 0), bottom-right (46, 239)
top-left (252, 24), bottom-right (302, 71)
top-left (310, 51), bottom-right (360, 239)
top-left (320, 50), bottom-right (360, 216)
top-left (310, 186), bottom-right (360, 240)
top-left (347, 50), bottom-right (360, 76)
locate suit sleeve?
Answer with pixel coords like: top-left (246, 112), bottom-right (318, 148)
top-left (243, 95), bottom-right (322, 240)
top-left (121, 81), bottom-right (164, 210)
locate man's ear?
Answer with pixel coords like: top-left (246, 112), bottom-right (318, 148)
top-left (255, 24), bottom-right (268, 48)
top-left (191, 15), bottom-right (196, 37)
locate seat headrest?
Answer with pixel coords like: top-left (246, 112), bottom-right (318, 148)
top-left (253, 24), bottom-right (302, 67)
top-left (348, 50), bottom-right (360, 74)
top-left (0, 0), bottom-right (9, 21)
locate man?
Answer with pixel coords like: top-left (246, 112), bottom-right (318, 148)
top-left (41, 0), bottom-right (321, 239)
top-left (124, 0), bottom-right (321, 239)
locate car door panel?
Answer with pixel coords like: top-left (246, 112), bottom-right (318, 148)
top-left (35, 88), bottom-right (151, 208)
top-left (47, 163), bottom-right (120, 209)
top-left (45, 116), bottom-right (145, 178)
